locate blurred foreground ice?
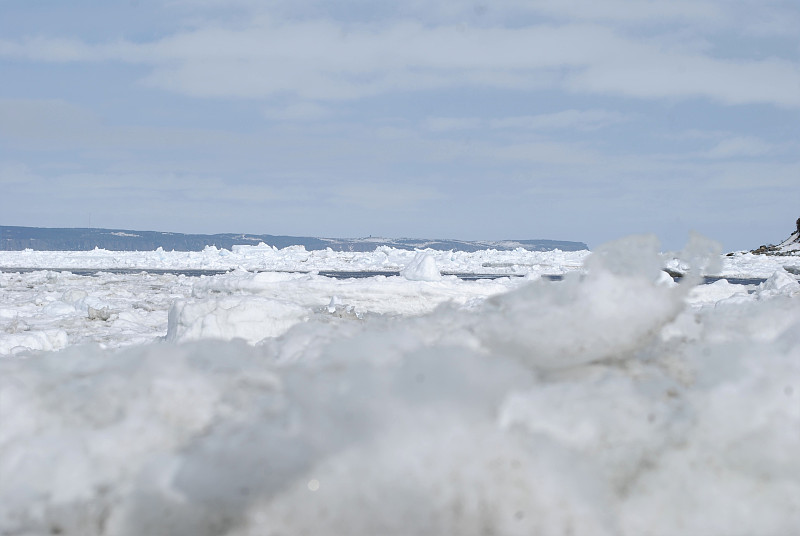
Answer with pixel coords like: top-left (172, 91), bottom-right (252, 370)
top-left (1, 236), bottom-right (800, 535)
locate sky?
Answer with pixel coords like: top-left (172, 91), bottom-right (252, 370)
top-left (0, 0), bottom-right (799, 251)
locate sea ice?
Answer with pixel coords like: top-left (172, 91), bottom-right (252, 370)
top-left (1, 237), bottom-right (800, 535)
top-left (166, 296), bottom-right (309, 344)
top-left (400, 251), bottom-right (442, 281)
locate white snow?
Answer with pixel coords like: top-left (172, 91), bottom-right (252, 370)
top-left (778, 230), bottom-right (799, 248)
top-left (1, 237), bottom-right (800, 535)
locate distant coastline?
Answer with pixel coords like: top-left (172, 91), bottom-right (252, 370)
top-left (0, 226), bottom-right (588, 253)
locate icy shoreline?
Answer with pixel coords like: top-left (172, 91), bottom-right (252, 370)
top-left (1, 242), bottom-right (798, 279)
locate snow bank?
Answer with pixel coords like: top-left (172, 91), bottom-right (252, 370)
top-left (2, 236), bottom-right (800, 535)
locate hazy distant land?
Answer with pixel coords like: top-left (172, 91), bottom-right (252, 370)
top-left (0, 226), bottom-right (588, 253)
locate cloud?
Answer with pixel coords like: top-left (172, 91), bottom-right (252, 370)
top-left (263, 102), bottom-right (336, 122)
top-left (0, 98), bottom-right (254, 155)
top-left (330, 181), bottom-right (444, 210)
top-left (491, 109), bottom-right (631, 131)
top-left (2, 18), bottom-right (799, 108)
top-left (704, 136), bottom-right (774, 159)
top-left (423, 117), bottom-right (481, 132)
top-left (515, 0), bottom-right (722, 24)
top-left (568, 54), bottom-right (800, 108)
top-left (0, 1), bottom-right (797, 248)
top-left (0, 99), bottom-right (97, 141)
top-left (421, 109), bottom-right (630, 135)
top-left (0, 162), bottom-right (36, 185)
top-left (164, 0), bottom-right (800, 44)
top-left (491, 141), bottom-right (604, 166)
top-left (704, 160), bottom-right (800, 189)
top-left (164, 0), bottom-right (720, 26)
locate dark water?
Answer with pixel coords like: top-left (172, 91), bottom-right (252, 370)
top-left (0, 267), bottom-right (775, 285)
top-left (0, 267), bottom-right (528, 281)
top-left (538, 274), bottom-right (769, 285)
top-left (317, 270), bottom-right (401, 279)
top-left (318, 271), bottom-right (527, 280)
top-left (0, 267), bottom-right (231, 277)
top-left (699, 275), bottom-right (767, 286)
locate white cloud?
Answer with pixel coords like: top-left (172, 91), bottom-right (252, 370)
top-left (516, 0), bottom-right (722, 24)
top-left (0, 98), bottom-right (253, 153)
top-left (164, 0), bottom-right (800, 44)
top-left (568, 54), bottom-right (800, 108)
top-left (165, 0), bottom-right (721, 26)
top-left (491, 109), bottom-right (630, 131)
top-left (0, 162), bottom-right (36, 185)
top-left (421, 109), bottom-right (630, 134)
top-left (475, 140), bottom-right (607, 166)
top-left (263, 102), bottom-right (335, 122)
top-left (672, 129), bottom-right (734, 141)
top-left (423, 117), bottom-right (481, 132)
top-left (704, 160), bottom-right (800, 189)
top-left (0, 99), bottom-right (97, 141)
top-left (330, 181), bottom-right (443, 210)
top-left (2, 19), bottom-right (799, 108)
top-left (705, 136), bottom-right (774, 159)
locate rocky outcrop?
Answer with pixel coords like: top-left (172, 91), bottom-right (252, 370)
top-left (750, 218), bottom-right (800, 256)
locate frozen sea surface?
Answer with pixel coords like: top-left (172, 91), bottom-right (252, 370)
top-left (0, 243), bottom-right (589, 275)
top-left (2, 237), bottom-right (800, 535)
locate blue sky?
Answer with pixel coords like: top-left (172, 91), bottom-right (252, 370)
top-left (1, 0), bottom-right (799, 250)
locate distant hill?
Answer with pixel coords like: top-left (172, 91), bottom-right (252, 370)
top-left (0, 226), bottom-right (588, 253)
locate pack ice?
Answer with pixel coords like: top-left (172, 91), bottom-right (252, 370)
top-left (1, 236), bottom-right (800, 535)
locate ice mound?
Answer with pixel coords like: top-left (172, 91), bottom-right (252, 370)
top-left (3, 235), bottom-right (800, 535)
top-left (759, 269), bottom-right (800, 296)
top-left (475, 235), bottom-right (689, 370)
top-left (0, 329), bottom-right (68, 355)
top-left (166, 297), bottom-right (308, 344)
top-left (687, 278), bottom-right (747, 307)
top-left (401, 251), bottom-right (442, 281)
